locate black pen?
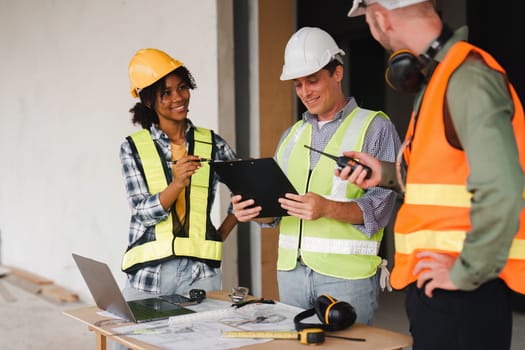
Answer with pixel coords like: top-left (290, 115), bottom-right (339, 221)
top-left (168, 158), bottom-right (212, 165)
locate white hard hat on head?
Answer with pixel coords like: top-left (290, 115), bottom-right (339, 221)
top-left (347, 0), bottom-right (429, 17)
top-left (280, 27), bottom-right (345, 81)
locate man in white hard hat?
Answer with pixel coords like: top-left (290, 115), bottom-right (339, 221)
top-left (232, 27), bottom-right (401, 325)
top-left (341, 1), bottom-right (525, 349)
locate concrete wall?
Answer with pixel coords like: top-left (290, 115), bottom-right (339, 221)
top-left (0, 0), bottom-right (235, 302)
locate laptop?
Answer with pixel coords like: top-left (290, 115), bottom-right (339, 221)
top-left (72, 253), bottom-right (196, 323)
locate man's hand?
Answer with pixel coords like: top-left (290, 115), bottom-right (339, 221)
top-left (278, 192), bottom-right (326, 220)
top-left (336, 151), bottom-right (381, 189)
top-left (413, 251), bottom-right (459, 297)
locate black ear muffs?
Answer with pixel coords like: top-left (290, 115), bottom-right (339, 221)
top-left (385, 50), bottom-right (424, 94)
top-left (294, 295), bottom-right (357, 332)
top-left (385, 24), bottom-right (454, 94)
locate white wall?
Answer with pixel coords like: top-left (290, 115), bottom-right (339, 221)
top-left (0, 0), bottom-right (234, 302)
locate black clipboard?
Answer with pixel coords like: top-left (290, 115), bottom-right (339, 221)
top-left (211, 158), bottom-right (298, 218)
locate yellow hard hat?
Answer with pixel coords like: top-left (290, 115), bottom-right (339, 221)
top-left (128, 48), bottom-right (184, 98)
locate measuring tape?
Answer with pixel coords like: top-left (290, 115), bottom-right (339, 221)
top-left (222, 328), bottom-right (325, 345)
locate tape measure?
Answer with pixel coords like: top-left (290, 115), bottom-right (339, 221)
top-left (222, 328), bottom-right (325, 345)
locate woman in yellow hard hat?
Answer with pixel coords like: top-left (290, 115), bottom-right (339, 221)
top-left (118, 48), bottom-right (238, 303)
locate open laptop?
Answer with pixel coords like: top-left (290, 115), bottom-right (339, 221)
top-left (72, 253), bottom-right (196, 323)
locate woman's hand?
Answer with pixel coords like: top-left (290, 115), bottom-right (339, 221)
top-left (172, 155), bottom-right (202, 188)
top-left (159, 155), bottom-right (201, 210)
top-left (231, 194), bottom-right (262, 222)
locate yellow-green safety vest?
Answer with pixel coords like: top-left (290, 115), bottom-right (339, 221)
top-left (276, 108), bottom-right (388, 279)
top-left (121, 127), bottom-right (222, 273)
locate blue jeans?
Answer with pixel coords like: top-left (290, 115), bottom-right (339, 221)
top-left (122, 258), bottom-right (221, 299)
top-left (277, 262), bottom-right (379, 325)
top-left (112, 258), bottom-right (221, 350)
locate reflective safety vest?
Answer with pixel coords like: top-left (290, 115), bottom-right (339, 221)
top-left (121, 127), bottom-right (222, 273)
top-left (392, 41), bottom-right (525, 293)
top-left (276, 108), bottom-right (388, 279)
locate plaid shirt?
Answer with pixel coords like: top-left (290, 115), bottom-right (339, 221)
top-left (119, 120), bottom-right (237, 293)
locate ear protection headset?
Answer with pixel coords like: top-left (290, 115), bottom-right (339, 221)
top-left (385, 24), bottom-right (453, 94)
top-left (293, 295), bottom-right (357, 332)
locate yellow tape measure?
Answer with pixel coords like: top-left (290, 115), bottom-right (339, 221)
top-left (222, 328), bottom-right (325, 345)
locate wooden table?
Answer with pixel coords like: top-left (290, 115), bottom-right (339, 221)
top-left (64, 291), bottom-right (412, 350)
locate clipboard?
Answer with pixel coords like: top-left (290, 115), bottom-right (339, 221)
top-left (211, 158), bottom-right (298, 218)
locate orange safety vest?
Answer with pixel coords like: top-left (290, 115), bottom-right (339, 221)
top-left (392, 41), bottom-right (525, 293)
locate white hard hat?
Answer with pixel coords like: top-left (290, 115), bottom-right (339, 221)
top-left (280, 27), bottom-right (345, 81)
top-left (347, 0), bottom-right (429, 17)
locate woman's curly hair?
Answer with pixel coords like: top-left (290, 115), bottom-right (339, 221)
top-left (129, 65), bottom-right (197, 129)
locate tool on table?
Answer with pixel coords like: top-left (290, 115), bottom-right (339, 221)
top-left (222, 328), bottom-right (325, 345)
top-left (233, 316), bottom-right (268, 326)
top-left (189, 288), bottom-right (206, 303)
top-left (304, 145), bottom-right (372, 179)
top-left (232, 298), bottom-right (275, 308)
top-left (231, 313), bottom-right (285, 327)
top-left (229, 286), bottom-right (249, 303)
top-left (223, 328), bottom-right (366, 345)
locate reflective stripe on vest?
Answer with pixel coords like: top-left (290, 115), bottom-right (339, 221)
top-left (404, 183), bottom-right (472, 207)
top-left (392, 41), bottom-right (525, 293)
top-left (279, 235), bottom-right (380, 255)
top-left (121, 128), bottom-right (222, 272)
top-left (276, 108), bottom-right (387, 279)
top-left (394, 229), bottom-right (525, 260)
